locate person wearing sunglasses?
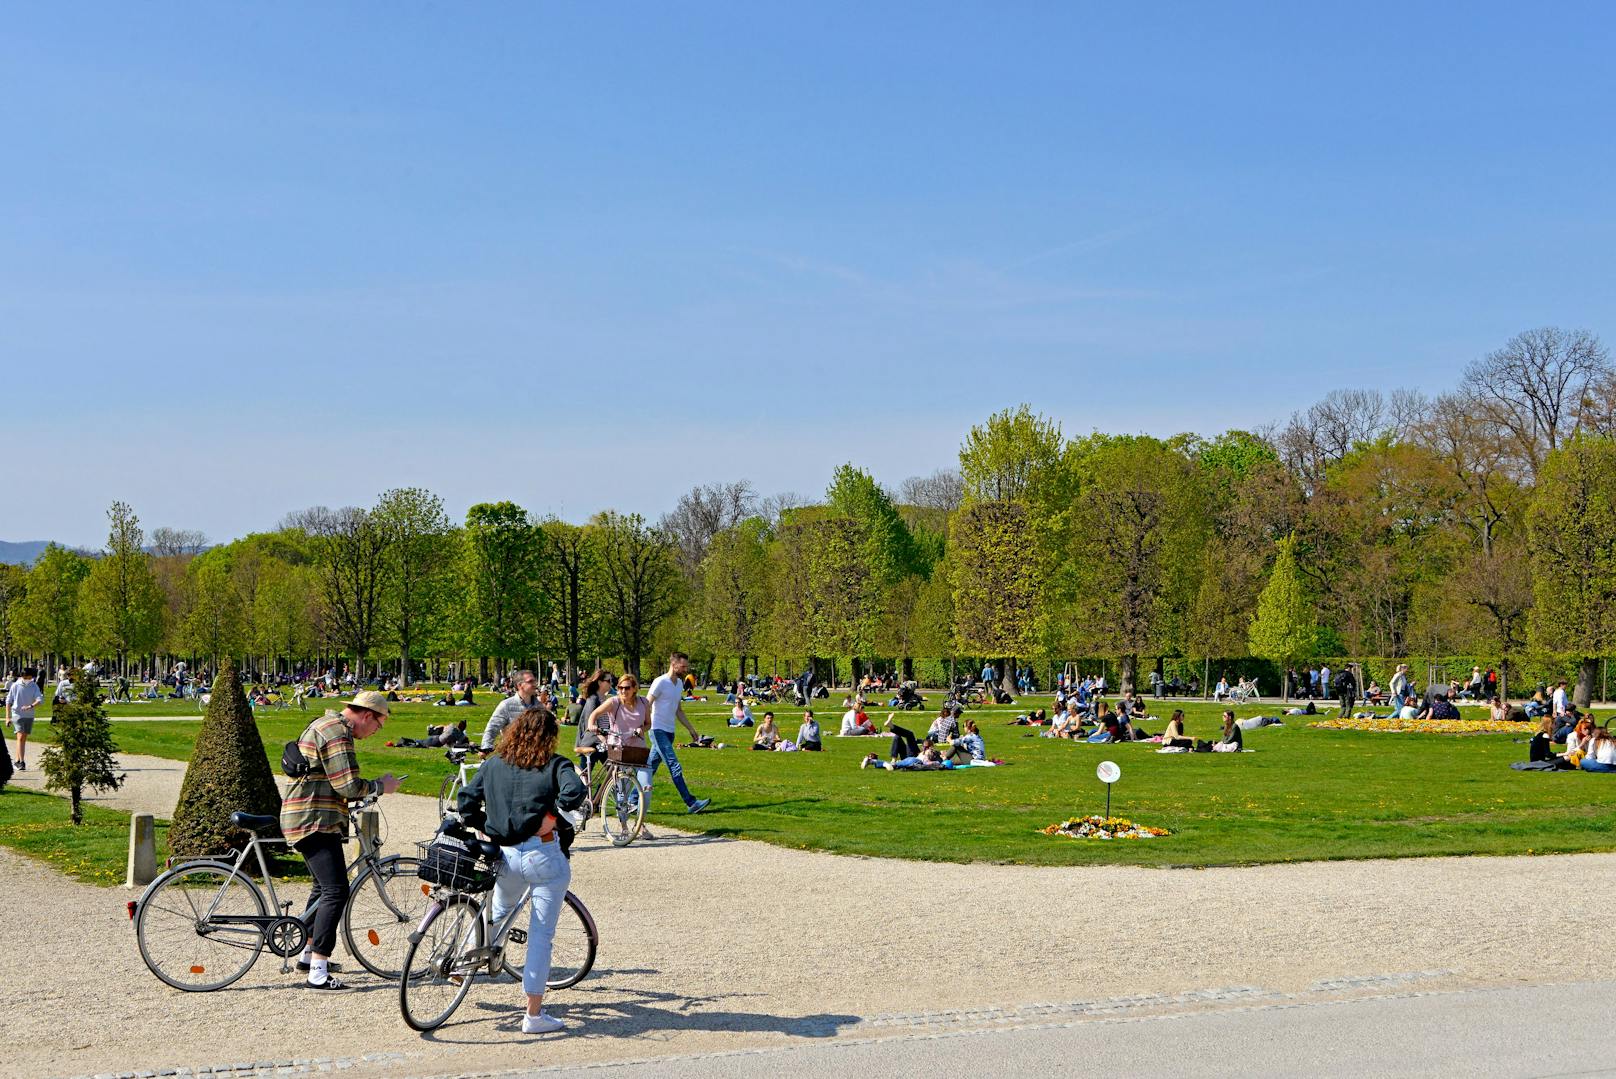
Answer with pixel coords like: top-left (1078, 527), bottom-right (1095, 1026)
top-left (280, 690), bottom-right (401, 990)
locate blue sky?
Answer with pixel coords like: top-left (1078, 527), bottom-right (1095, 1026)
top-left (6, 3), bottom-right (1614, 547)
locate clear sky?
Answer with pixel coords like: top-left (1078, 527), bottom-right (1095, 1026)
top-left (7, 2), bottom-right (1615, 547)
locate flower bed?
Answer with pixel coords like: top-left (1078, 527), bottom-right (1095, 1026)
top-left (1309, 717), bottom-right (1526, 735)
top-left (1042, 816), bottom-right (1170, 840)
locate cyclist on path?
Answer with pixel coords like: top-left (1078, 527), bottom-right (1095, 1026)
top-left (280, 690), bottom-right (400, 990)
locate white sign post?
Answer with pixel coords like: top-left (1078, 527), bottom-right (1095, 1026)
top-left (1096, 760), bottom-right (1121, 818)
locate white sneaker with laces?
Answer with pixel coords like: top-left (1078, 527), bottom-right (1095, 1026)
top-left (521, 1011), bottom-right (566, 1035)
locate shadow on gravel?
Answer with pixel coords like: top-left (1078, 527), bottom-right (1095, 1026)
top-left (415, 983), bottom-right (858, 1042)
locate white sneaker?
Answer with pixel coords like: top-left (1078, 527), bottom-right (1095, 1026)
top-left (521, 1011), bottom-right (566, 1035)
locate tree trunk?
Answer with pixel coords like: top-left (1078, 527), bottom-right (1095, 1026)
top-left (70, 786), bottom-right (83, 826)
top-left (1120, 654), bottom-right (1137, 695)
top-left (1000, 659), bottom-right (1016, 696)
top-left (1575, 657), bottom-right (1597, 709)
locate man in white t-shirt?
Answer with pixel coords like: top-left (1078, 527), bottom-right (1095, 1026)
top-left (1552, 680), bottom-right (1571, 718)
top-left (639, 652), bottom-right (711, 816)
top-left (6, 668), bottom-right (45, 771)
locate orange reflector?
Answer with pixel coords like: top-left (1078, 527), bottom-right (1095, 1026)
top-left (421, 884), bottom-right (430, 895)
top-left (190, 965), bottom-right (205, 974)
top-left (367, 929), bottom-right (380, 946)
top-left (126, 901), bottom-right (137, 921)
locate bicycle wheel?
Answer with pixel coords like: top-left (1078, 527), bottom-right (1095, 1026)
top-left (399, 895), bottom-right (483, 1032)
top-left (599, 769), bottom-right (644, 847)
top-left (343, 855), bottom-right (429, 980)
top-left (547, 892), bottom-right (599, 989)
top-left (136, 863), bottom-right (267, 992)
top-left (498, 890), bottom-right (598, 990)
top-left (437, 773), bottom-right (463, 819)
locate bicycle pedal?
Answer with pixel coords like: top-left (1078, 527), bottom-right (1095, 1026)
top-left (508, 930), bottom-right (527, 945)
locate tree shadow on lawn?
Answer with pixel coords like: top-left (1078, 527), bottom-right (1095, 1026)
top-left (420, 981), bottom-right (859, 1042)
top-left (680, 796), bottom-right (827, 814)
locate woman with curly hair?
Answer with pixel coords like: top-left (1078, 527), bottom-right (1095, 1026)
top-left (457, 707), bottom-right (586, 1036)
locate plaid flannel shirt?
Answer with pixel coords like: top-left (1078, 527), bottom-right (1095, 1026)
top-left (279, 711), bottom-right (375, 846)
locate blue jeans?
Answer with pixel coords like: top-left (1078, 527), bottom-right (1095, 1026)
top-left (638, 729), bottom-right (697, 810)
top-left (1580, 759), bottom-right (1616, 773)
top-left (1087, 730), bottom-right (1113, 743)
top-left (491, 834), bottom-right (571, 996)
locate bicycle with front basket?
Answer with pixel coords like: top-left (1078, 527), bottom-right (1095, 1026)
top-left (131, 793), bottom-right (429, 990)
top-left (399, 821), bottom-right (599, 1032)
top-left (576, 742), bottom-right (647, 846)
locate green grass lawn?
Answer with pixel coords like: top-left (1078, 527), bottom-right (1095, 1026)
top-left (24, 694), bottom-right (1616, 868)
top-left (0, 787), bottom-right (170, 885)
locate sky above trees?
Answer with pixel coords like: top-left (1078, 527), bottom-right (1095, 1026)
top-left (7, 3), bottom-right (1615, 545)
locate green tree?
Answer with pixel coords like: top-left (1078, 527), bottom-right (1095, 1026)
top-left (541, 519), bottom-right (603, 684)
top-left (462, 502), bottom-right (547, 676)
top-left (12, 544), bottom-right (91, 662)
top-left (373, 487), bottom-right (452, 684)
top-left (1527, 434), bottom-right (1616, 706)
top-left (40, 667), bottom-right (123, 824)
top-left (182, 553), bottom-right (245, 664)
top-left (252, 560), bottom-right (319, 669)
top-left (1247, 535), bottom-right (1318, 699)
top-left (169, 661), bottom-right (283, 856)
top-left (595, 511), bottom-right (682, 677)
top-left (312, 507), bottom-right (392, 679)
top-left (950, 502), bottom-right (1040, 689)
top-left (958, 405), bottom-right (1068, 505)
top-left (1066, 435), bottom-right (1208, 692)
top-left (78, 501), bottom-right (166, 673)
top-left (0, 563), bottom-right (26, 668)
top-left (699, 518), bottom-right (772, 678)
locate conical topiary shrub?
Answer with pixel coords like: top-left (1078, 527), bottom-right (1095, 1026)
top-left (168, 660), bottom-right (283, 857)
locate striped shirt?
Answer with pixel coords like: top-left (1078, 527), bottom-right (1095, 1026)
top-left (279, 711), bottom-right (375, 846)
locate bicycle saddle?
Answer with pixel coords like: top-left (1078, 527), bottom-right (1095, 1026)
top-left (229, 812), bottom-right (282, 834)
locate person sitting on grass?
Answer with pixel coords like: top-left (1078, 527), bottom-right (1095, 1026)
top-left (840, 700), bottom-right (877, 736)
top-left (928, 705), bottom-right (960, 742)
top-left (796, 711), bottom-right (822, 751)
top-left (752, 712), bottom-right (780, 751)
top-left (728, 701), bottom-right (755, 727)
top-left (1160, 709), bottom-right (1194, 749)
top-left (1419, 693), bottom-right (1461, 721)
top-left (1213, 710), bottom-right (1243, 752)
top-left (1050, 701), bottom-right (1085, 739)
top-left (943, 719), bottom-right (986, 763)
top-left (1086, 704), bottom-right (1124, 743)
top-left (1563, 715), bottom-right (1595, 759)
top-left (1579, 726), bottom-right (1616, 772)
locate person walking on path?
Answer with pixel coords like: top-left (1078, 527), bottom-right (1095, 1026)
top-left (482, 669), bottom-right (543, 754)
top-left (280, 690), bottom-right (401, 990)
top-left (639, 653), bottom-right (711, 818)
top-left (456, 706), bottom-right (585, 1036)
top-left (5, 667), bottom-right (43, 771)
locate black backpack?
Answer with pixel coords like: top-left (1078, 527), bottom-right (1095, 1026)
top-left (280, 724), bottom-right (319, 779)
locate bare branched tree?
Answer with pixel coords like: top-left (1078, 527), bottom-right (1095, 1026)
top-left (1461, 326), bottom-right (1611, 479)
top-left (899, 468), bottom-right (965, 511)
top-left (757, 490), bottom-right (811, 525)
top-left (659, 480), bottom-right (758, 579)
top-left (279, 506), bottom-right (339, 534)
top-left (150, 527), bottom-right (209, 558)
top-left (1276, 388), bottom-right (1419, 491)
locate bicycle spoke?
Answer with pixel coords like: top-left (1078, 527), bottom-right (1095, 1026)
top-left (400, 897), bottom-right (481, 1031)
top-left (137, 866), bottom-right (266, 992)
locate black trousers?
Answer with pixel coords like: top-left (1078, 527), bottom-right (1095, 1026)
top-left (295, 832), bottom-right (349, 956)
top-left (889, 724), bottom-right (919, 759)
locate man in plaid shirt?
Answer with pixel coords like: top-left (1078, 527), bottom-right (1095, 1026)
top-left (279, 690), bottom-right (400, 990)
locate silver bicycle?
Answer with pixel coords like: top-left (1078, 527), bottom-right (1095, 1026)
top-left (131, 794), bottom-right (428, 990)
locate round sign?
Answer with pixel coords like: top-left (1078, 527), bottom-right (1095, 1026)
top-left (1096, 761), bottom-right (1121, 784)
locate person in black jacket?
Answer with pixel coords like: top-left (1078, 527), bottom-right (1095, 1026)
top-left (457, 707), bottom-right (586, 1036)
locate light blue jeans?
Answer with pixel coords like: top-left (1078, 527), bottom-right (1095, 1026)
top-left (490, 835), bottom-right (571, 996)
top-left (638, 728), bottom-right (697, 810)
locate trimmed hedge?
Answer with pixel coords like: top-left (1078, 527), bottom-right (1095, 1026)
top-left (168, 660), bottom-right (283, 857)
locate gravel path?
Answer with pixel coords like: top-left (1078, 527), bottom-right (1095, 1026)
top-left (5, 753), bottom-right (1612, 1079)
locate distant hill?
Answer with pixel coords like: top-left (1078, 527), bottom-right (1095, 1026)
top-left (0, 540), bottom-right (52, 566)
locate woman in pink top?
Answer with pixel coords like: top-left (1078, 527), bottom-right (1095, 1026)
top-left (589, 674), bottom-right (650, 748)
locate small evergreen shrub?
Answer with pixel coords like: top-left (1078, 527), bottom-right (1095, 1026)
top-left (168, 660), bottom-right (283, 857)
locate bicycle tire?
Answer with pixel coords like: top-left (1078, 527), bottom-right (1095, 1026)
top-left (343, 854), bottom-right (429, 980)
top-left (546, 892), bottom-right (599, 989)
top-left (437, 773), bottom-right (463, 819)
top-left (136, 862), bottom-right (268, 992)
top-left (399, 895), bottom-right (483, 1032)
top-left (599, 769), bottom-right (644, 847)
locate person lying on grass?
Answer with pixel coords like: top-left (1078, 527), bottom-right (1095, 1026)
top-left (752, 712), bottom-right (780, 751)
top-left (859, 730), bottom-right (947, 771)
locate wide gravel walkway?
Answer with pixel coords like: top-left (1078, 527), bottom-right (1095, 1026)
top-left (5, 753), bottom-right (1611, 1079)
